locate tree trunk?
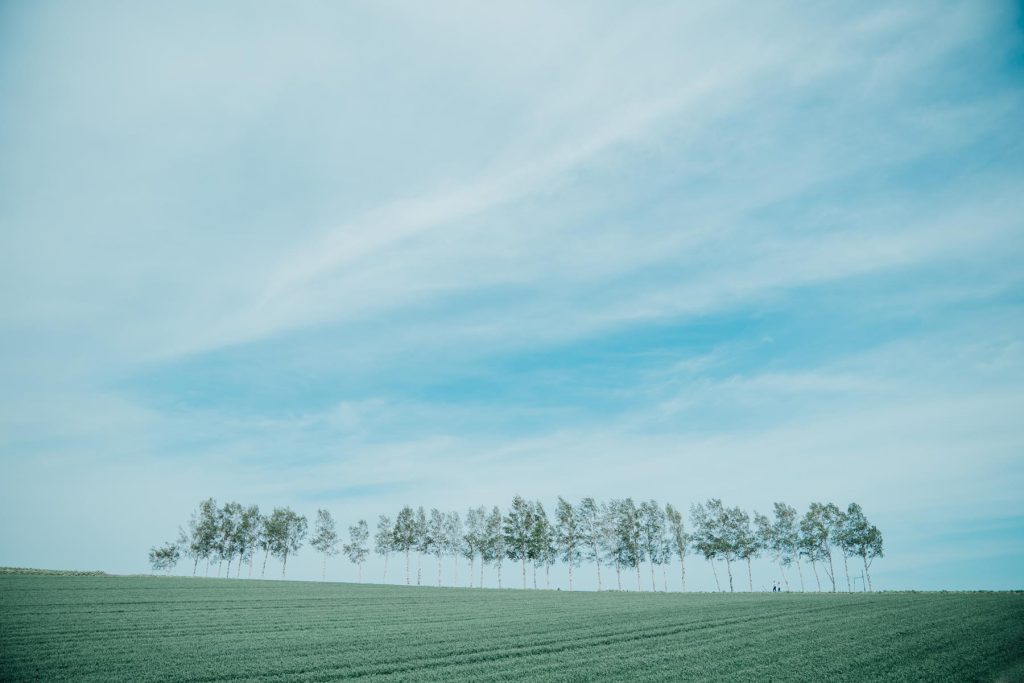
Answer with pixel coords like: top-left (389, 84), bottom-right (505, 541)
top-left (826, 550), bottom-right (836, 592)
top-left (710, 559), bottom-right (721, 592)
top-left (596, 557), bottom-right (602, 592)
top-left (568, 561), bottom-right (574, 591)
top-left (746, 557), bottom-right (753, 592)
top-left (636, 563), bottom-right (641, 592)
top-left (193, 557), bottom-right (199, 577)
top-left (679, 554), bottom-right (686, 592)
top-left (480, 557), bottom-right (484, 588)
top-left (811, 560), bottom-right (821, 591)
top-left (282, 551), bottom-right (288, 580)
top-left (863, 555), bottom-right (873, 592)
top-left (794, 550), bottom-right (805, 592)
top-left (437, 555), bottom-right (442, 587)
top-left (205, 558), bottom-right (210, 577)
top-left (725, 558), bottom-right (734, 592)
top-left (615, 564), bottom-right (621, 590)
top-left (521, 557), bottom-right (527, 589)
top-left (469, 556), bottom-right (474, 588)
top-left (261, 550), bottom-right (269, 579)
top-left (497, 559), bottom-right (502, 589)
top-left (778, 561), bottom-right (789, 591)
top-left (532, 563), bottom-right (537, 590)
top-left (248, 554), bottom-right (254, 579)
top-left (405, 549), bottom-right (410, 585)
top-left (383, 553), bottom-right (389, 583)
top-left (217, 559), bottom-right (222, 577)
top-left (662, 566), bottom-right (667, 593)
top-left (843, 554), bottom-right (851, 592)
top-left (237, 557), bottom-right (243, 579)
top-left (545, 563), bottom-right (550, 589)
top-left (453, 555), bottom-right (459, 587)
top-left (417, 553), bottom-right (422, 586)
top-left (650, 561), bottom-right (656, 592)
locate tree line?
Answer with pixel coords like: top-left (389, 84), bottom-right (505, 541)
top-left (150, 496), bottom-right (883, 592)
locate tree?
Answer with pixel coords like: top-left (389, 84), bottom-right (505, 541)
top-left (427, 508), bottom-right (446, 587)
top-left (838, 503), bottom-right (883, 591)
top-left (343, 519), bottom-right (370, 582)
top-left (504, 495), bottom-right (534, 589)
top-left (555, 497), bottom-right (581, 591)
top-left (665, 503), bottom-right (688, 591)
top-left (463, 506), bottom-right (486, 588)
top-left (237, 505), bottom-right (261, 578)
top-left (530, 501), bottom-right (555, 589)
top-left (414, 507), bottom-right (428, 586)
top-left (756, 502), bottom-right (802, 592)
top-left (310, 509), bottom-right (340, 581)
top-left (690, 500), bottom-right (724, 591)
top-left (603, 500), bottom-right (627, 590)
top-left (483, 506), bottom-right (505, 588)
top-left (392, 506), bottom-right (416, 585)
top-left (639, 500), bottom-right (667, 592)
top-left (729, 506), bottom-right (760, 591)
top-left (374, 515), bottom-right (394, 583)
top-left (577, 497), bottom-right (605, 591)
top-left (268, 507), bottom-right (307, 579)
top-left (186, 498), bottom-right (218, 577)
top-left (445, 511), bottom-right (464, 587)
top-left (800, 502), bottom-right (841, 592)
top-left (149, 540), bottom-right (180, 575)
top-left (216, 501), bottom-right (242, 577)
top-left (259, 512), bottom-right (277, 579)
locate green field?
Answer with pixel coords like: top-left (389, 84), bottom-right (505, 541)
top-left (1, 575), bottom-right (1022, 681)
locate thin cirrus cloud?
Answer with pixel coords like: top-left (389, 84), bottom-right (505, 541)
top-left (0, 1), bottom-right (1021, 588)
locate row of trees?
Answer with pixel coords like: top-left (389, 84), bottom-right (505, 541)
top-left (151, 497), bottom-right (883, 592)
top-left (148, 499), bottom-right (369, 580)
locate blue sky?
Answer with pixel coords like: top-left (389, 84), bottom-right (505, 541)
top-left (1, 1), bottom-right (1022, 589)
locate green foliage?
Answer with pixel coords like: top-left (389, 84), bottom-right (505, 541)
top-left (148, 541), bottom-right (181, 574)
top-left (3, 575), bottom-right (1022, 681)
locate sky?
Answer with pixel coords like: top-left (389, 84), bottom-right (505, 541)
top-left (1, 1), bottom-right (1022, 590)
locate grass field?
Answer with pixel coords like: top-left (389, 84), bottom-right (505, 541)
top-left (2, 575), bottom-right (1022, 681)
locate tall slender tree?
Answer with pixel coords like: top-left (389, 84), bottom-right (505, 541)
top-left (259, 512), bottom-right (278, 579)
top-left (463, 506), bottom-right (486, 588)
top-left (343, 519), bottom-right (370, 582)
top-left (639, 500), bottom-right (667, 592)
top-left (665, 503), bottom-right (688, 592)
top-left (729, 506), bottom-right (760, 591)
top-left (690, 500), bottom-right (724, 592)
top-left (504, 495), bottom-right (534, 589)
top-left (427, 508), bottom-right (446, 587)
top-left (271, 507), bottom-right (308, 579)
top-left (392, 506), bottom-right (416, 585)
top-left (374, 515), bottom-right (394, 583)
top-left (237, 504), bottom-right (261, 578)
top-left (445, 511), bottom-right (463, 587)
top-left (414, 507), bottom-right (428, 586)
top-left (838, 503), bottom-right (883, 591)
top-left (555, 497), bottom-right (581, 591)
top-left (800, 502), bottom-right (841, 592)
top-left (530, 501), bottom-right (555, 589)
top-left (216, 502), bottom-right (242, 577)
top-left (187, 498), bottom-right (219, 577)
top-left (484, 506), bottom-right (505, 588)
top-left (577, 497), bottom-right (604, 591)
top-left (770, 502), bottom-right (803, 592)
top-left (310, 509), bottom-right (340, 581)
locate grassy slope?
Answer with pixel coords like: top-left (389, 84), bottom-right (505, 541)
top-left (1, 575), bottom-right (1022, 682)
